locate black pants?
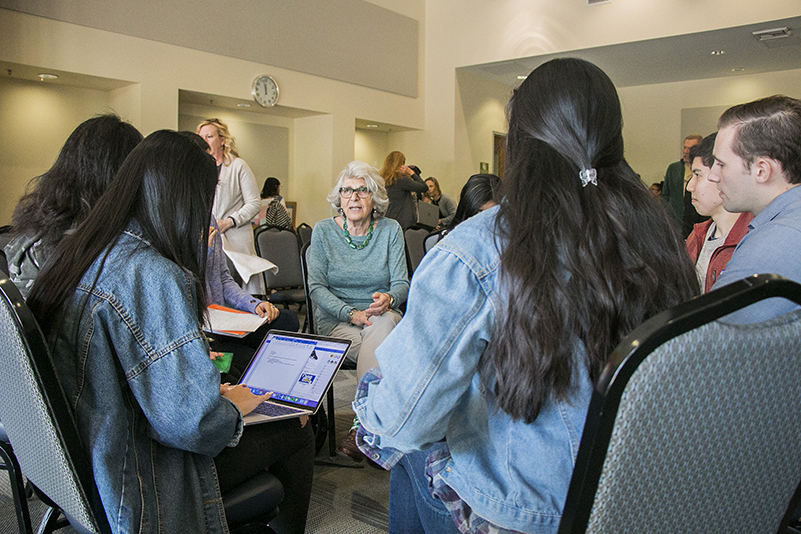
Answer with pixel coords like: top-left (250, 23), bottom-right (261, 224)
top-left (212, 309), bottom-right (299, 382)
top-left (215, 417), bottom-right (315, 534)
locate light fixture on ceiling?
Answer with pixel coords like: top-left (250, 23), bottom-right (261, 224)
top-left (731, 67), bottom-right (746, 72)
top-left (366, 124), bottom-right (379, 128)
top-left (752, 27), bottom-right (791, 41)
top-left (38, 73), bottom-right (58, 81)
top-left (237, 103), bottom-right (252, 107)
top-left (710, 50), bottom-right (725, 56)
top-left (517, 75), bottom-right (527, 80)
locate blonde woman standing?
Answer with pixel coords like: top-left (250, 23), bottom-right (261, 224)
top-left (197, 118), bottom-right (264, 294)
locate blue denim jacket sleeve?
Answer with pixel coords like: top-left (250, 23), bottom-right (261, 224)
top-left (84, 254), bottom-right (243, 457)
top-left (353, 236), bottom-right (497, 451)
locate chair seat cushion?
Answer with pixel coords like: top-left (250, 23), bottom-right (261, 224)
top-left (223, 471), bottom-right (284, 527)
top-left (269, 288), bottom-right (306, 306)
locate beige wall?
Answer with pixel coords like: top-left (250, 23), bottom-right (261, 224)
top-left (1, 1), bottom-right (800, 226)
top-left (0, 76), bottom-right (115, 224)
top-left (422, 0), bottom-right (801, 194)
top-left (354, 129), bottom-right (389, 170)
top-left (0, 7), bottom-right (425, 225)
top-left (618, 68), bottom-right (801, 186)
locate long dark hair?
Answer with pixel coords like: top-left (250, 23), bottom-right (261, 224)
top-left (12, 115), bottom-right (143, 250)
top-left (28, 130), bottom-right (218, 332)
top-left (482, 58), bottom-right (697, 423)
top-left (447, 173), bottom-right (501, 230)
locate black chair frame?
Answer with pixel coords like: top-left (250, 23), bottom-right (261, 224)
top-left (299, 243), bottom-right (363, 468)
top-left (558, 273), bottom-right (801, 534)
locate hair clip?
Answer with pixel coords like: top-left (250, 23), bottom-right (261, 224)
top-left (579, 168), bottom-right (598, 187)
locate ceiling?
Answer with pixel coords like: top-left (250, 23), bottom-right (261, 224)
top-left (462, 16), bottom-right (801, 89)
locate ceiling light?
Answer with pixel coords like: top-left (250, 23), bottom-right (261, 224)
top-left (731, 67), bottom-right (746, 72)
top-left (237, 103), bottom-right (252, 107)
top-left (752, 27), bottom-right (791, 41)
top-left (366, 124), bottom-right (379, 128)
top-left (38, 73), bottom-right (58, 80)
top-left (710, 50), bottom-right (725, 56)
top-left (517, 75), bottom-right (527, 80)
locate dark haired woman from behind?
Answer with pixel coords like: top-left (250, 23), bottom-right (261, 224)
top-left (5, 114), bottom-right (142, 296)
top-left (446, 173), bottom-right (501, 231)
top-left (354, 58), bottom-right (697, 533)
top-left (255, 176), bottom-right (293, 230)
top-left (27, 131), bottom-right (314, 534)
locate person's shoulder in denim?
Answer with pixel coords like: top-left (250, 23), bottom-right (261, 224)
top-left (712, 185), bottom-right (801, 323)
top-left (49, 220), bottom-right (243, 534)
top-left (354, 206), bottom-right (592, 534)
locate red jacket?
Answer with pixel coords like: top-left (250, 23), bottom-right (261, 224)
top-left (685, 212), bottom-right (754, 292)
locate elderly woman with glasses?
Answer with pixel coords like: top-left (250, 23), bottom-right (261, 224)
top-left (307, 160), bottom-right (409, 460)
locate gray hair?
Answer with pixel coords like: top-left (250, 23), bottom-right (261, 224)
top-left (327, 161), bottom-right (389, 217)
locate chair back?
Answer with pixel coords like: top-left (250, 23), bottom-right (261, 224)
top-left (558, 274), bottom-right (801, 534)
top-left (0, 275), bottom-right (111, 534)
top-left (254, 225), bottom-right (303, 290)
top-left (404, 227), bottom-right (429, 275)
top-left (424, 229), bottom-right (447, 254)
top-left (296, 223), bottom-right (313, 248)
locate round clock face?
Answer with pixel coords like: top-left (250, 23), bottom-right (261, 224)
top-left (252, 75), bottom-right (279, 107)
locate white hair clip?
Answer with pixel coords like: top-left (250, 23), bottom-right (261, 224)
top-left (579, 168), bottom-right (598, 187)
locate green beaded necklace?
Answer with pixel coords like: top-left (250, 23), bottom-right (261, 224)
top-left (342, 219), bottom-right (375, 250)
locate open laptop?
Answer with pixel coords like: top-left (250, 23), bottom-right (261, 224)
top-left (238, 330), bottom-right (352, 425)
top-left (416, 201), bottom-right (440, 230)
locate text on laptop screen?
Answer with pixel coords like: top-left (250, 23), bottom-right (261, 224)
top-left (240, 333), bottom-right (348, 409)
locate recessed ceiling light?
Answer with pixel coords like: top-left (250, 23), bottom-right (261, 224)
top-left (517, 75), bottom-right (528, 80)
top-left (237, 103), bottom-right (252, 107)
top-left (366, 124), bottom-right (379, 128)
top-left (38, 73), bottom-right (58, 80)
top-left (731, 67), bottom-right (746, 72)
top-left (710, 50), bottom-right (725, 56)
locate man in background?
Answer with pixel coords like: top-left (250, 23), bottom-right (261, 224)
top-left (661, 134), bottom-right (705, 237)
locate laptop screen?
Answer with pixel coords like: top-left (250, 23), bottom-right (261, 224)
top-left (239, 331), bottom-right (350, 410)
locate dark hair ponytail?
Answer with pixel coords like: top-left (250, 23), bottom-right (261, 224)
top-left (481, 58), bottom-right (697, 423)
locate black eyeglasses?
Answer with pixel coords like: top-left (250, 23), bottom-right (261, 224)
top-left (339, 186), bottom-right (371, 198)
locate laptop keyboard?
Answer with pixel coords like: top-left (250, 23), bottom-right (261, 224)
top-left (251, 402), bottom-right (305, 417)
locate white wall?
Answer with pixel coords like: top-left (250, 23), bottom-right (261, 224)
top-left (0, 7), bottom-right (425, 225)
top-left (618, 68), bottom-right (801, 185)
top-left (421, 0), bottom-right (801, 191)
top-left (354, 129), bottom-right (389, 169)
top-left (0, 76), bottom-right (115, 224)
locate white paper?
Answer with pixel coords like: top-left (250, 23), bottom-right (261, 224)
top-left (221, 234), bottom-right (278, 285)
top-left (204, 307), bottom-right (269, 334)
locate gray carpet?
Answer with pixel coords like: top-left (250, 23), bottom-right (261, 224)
top-left (306, 370), bottom-right (390, 534)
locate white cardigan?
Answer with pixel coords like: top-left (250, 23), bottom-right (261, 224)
top-left (212, 157), bottom-right (264, 294)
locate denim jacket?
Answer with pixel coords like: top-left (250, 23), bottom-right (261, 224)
top-left (48, 221), bottom-right (243, 534)
top-left (354, 206), bottom-right (592, 534)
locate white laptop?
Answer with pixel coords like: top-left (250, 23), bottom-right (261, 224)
top-left (238, 330), bottom-right (352, 425)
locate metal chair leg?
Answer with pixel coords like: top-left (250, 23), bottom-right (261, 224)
top-left (0, 441), bottom-right (33, 534)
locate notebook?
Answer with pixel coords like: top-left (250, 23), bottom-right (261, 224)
top-left (237, 330), bottom-right (352, 425)
top-left (416, 201), bottom-right (440, 229)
